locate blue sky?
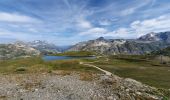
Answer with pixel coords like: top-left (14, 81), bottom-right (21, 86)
top-left (0, 0), bottom-right (170, 45)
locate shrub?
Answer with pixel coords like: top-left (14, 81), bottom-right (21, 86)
top-left (15, 67), bottom-right (26, 72)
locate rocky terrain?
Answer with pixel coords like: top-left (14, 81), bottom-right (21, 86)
top-left (0, 42), bottom-right (40, 60)
top-left (68, 31), bottom-right (170, 55)
top-left (0, 72), bottom-right (167, 100)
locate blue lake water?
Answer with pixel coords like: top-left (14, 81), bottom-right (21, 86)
top-left (42, 56), bottom-right (95, 61)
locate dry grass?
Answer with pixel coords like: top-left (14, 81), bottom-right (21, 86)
top-left (79, 72), bottom-right (95, 81)
top-left (0, 95), bottom-right (7, 100)
top-left (22, 81), bottom-right (42, 90)
top-left (52, 70), bottom-right (71, 76)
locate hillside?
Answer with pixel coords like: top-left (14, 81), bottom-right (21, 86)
top-left (0, 42), bottom-right (40, 60)
top-left (151, 46), bottom-right (170, 56)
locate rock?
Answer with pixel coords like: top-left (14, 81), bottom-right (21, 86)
top-left (35, 89), bottom-right (38, 91)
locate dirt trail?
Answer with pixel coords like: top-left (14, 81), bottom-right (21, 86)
top-left (80, 62), bottom-right (113, 76)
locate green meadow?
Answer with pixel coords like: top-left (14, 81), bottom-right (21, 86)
top-left (86, 55), bottom-right (170, 89)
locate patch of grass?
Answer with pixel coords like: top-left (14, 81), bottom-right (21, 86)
top-left (0, 57), bottom-right (46, 74)
top-left (0, 95), bottom-right (7, 99)
top-left (79, 72), bottom-right (94, 81)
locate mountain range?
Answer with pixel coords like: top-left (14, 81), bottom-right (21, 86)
top-left (0, 40), bottom-right (61, 60)
top-left (1, 31), bottom-right (170, 59)
top-left (28, 40), bottom-right (61, 54)
top-left (68, 31), bottom-right (170, 55)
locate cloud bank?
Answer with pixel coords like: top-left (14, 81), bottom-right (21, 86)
top-left (0, 0), bottom-right (170, 45)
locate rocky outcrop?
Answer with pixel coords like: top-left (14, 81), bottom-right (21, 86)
top-left (138, 31), bottom-right (170, 43)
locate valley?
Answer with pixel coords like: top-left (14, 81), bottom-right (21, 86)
top-left (0, 54), bottom-right (170, 98)
top-left (1, 31), bottom-right (170, 99)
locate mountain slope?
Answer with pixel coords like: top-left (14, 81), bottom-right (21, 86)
top-left (68, 31), bottom-right (170, 55)
top-left (138, 31), bottom-right (170, 43)
top-left (28, 40), bottom-right (61, 54)
top-left (151, 46), bottom-right (170, 56)
top-left (0, 42), bottom-right (40, 60)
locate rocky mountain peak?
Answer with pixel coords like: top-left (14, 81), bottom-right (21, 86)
top-left (28, 40), bottom-right (60, 53)
top-left (138, 31), bottom-right (170, 42)
top-left (96, 37), bottom-right (105, 41)
top-left (138, 32), bottom-right (158, 41)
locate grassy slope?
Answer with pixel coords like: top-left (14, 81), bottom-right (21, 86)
top-left (51, 51), bottom-right (96, 57)
top-left (0, 57), bottom-right (100, 74)
top-left (87, 55), bottom-right (170, 89)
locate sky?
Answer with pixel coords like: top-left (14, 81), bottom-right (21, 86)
top-left (0, 0), bottom-right (170, 45)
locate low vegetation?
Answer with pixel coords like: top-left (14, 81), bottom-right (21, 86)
top-left (0, 57), bottom-right (100, 74)
top-left (85, 55), bottom-right (170, 89)
top-left (52, 51), bottom-right (96, 57)
top-left (151, 46), bottom-right (170, 56)
top-left (1, 53), bottom-right (170, 91)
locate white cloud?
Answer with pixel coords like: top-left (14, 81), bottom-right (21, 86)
top-left (79, 27), bottom-right (107, 36)
top-left (0, 28), bottom-right (13, 35)
top-left (28, 28), bottom-right (39, 33)
top-left (121, 0), bottom-right (154, 16)
top-left (104, 28), bottom-right (135, 38)
top-left (0, 29), bottom-right (42, 41)
top-left (0, 31), bottom-right (10, 35)
top-left (99, 19), bottom-right (112, 26)
top-left (105, 14), bottom-right (170, 38)
top-left (76, 17), bottom-right (92, 29)
top-left (130, 14), bottom-right (170, 36)
top-left (121, 8), bottom-right (136, 16)
top-left (0, 12), bottom-right (41, 23)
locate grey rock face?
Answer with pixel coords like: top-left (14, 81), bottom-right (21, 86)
top-left (138, 31), bottom-right (170, 43)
